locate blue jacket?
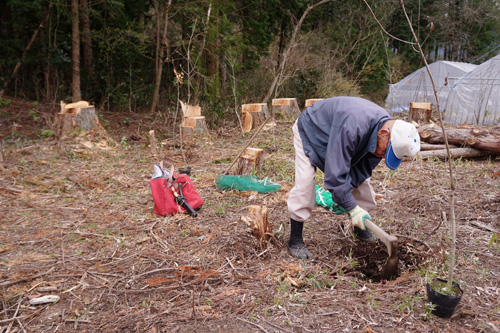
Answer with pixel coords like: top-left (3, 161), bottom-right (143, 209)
top-left (297, 96), bottom-right (391, 211)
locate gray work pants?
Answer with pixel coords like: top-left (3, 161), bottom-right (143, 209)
top-left (287, 121), bottom-right (377, 222)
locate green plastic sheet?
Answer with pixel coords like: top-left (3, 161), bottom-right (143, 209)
top-left (215, 175), bottom-right (281, 193)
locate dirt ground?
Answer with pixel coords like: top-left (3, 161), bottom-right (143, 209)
top-left (1, 99), bottom-right (499, 332)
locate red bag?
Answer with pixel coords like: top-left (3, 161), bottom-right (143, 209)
top-left (150, 174), bottom-right (204, 216)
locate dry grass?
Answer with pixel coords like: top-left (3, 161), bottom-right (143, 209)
top-left (0, 100), bottom-right (499, 332)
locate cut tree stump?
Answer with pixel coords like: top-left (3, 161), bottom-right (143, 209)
top-left (181, 126), bottom-right (195, 141)
top-left (149, 130), bottom-right (157, 155)
top-left (183, 116), bottom-right (206, 132)
top-left (236, 148), bottom-right (264, 175)
top-left (180, 100), bottom-right (209, 139)
top-left (54, 106), bottom-right (101, 138)
top-left (272, 98), bottom-right (300, 120)
top-left (304, 98), bottom-right (324, 108)
top-left (241, 111), bottom-right (253, 133)
top-left (408, 102), bottom-right (432, 123)
top-left (181, 116), bottom-right (209, 138)
top-left (242, 205), bottom-right (271, 250)
top-left (180, 100), bottom-right (201, 117)
top-left (418, 147), bottom-right (491, 160)
top-left (419, 124), bottom-right (500, 153)
top-left (242, 103), bottom-right (268, 128)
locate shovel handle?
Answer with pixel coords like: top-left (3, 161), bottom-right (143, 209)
top-left (364, 218), bottom-right (397, 256)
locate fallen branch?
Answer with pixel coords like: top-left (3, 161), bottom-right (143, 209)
top-left (469, 221), bottom-right (499, 233)
top-left (422, 212), bottom-right (445, 243)
top-left (0, 267), bottom-right (55, 288)
top-left (73, 230), bottom-right (122, 243)
top-left (236, 317), bottom-right (269, 333)
top-left (0, 184), bottom-right (23, 193)
top-left (0, 305), bottom-right (48, 324)
top-left (149, 220), bottom-right (172, 252)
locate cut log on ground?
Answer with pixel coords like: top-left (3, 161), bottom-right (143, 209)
top-left (409, 102), bottom-right (432, 123)
top-left (418, 148), bottom-right (492, 160)
top-left (419, 124), bottom-right (500, 153)
top-left (242, 205), bottom-right (271, 250)
top-left (420, 143), bottom-right (458, 151)
top-left (236, 148), bottom-right (263, 175)
top-left (272, 98), bottom-right (300, 120)
top-left (304, 98), bottom-right (323, 108)
top-left (149, 130), bottom-right (157, 155)
top-left (54, 106), bottom-right (101, 138)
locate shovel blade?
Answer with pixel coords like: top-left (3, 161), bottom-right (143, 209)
top-left (381, 240), bottom-right (399, 279)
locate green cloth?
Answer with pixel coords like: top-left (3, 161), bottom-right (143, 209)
top-left (315, 185), bottom-right (346, 214)
top-left (215, 175), bottom-right (281, 193)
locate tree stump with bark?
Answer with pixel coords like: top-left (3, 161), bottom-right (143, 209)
top-left (408, 102), bottom-right (432, 123)
top-left (181, 126), bottom-right (195, 142)
top-left (272, 98), bottom-right (300, 120)
top-left (180, 100), bottom-right (209, 139)
top-left (149, 130), bottom-right (158, 155)
top-left (241, 111), bottom-right (253, 133)
top-left (242, 103), bottom-right (268, 130)
top-left (304, 98), bottom-right (324, 108)
top-left (54, 105), bottom-right (101, 138)
top-left (241, 205), bottom-right (271, 251)
top-left (236, 148), bottom-right (264, 175)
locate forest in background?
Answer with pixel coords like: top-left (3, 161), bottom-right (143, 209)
top-left (1, 0), bottom-right (499, 127)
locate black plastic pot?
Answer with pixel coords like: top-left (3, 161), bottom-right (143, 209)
top-left (426, 278), bottom-right (463, 318)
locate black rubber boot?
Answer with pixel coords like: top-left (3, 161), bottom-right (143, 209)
top-left (288, 218), bottom-right (313, 259)
top-left (353, 226), bottom-right (375, 242)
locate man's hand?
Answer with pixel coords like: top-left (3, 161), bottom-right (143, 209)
top-left (348, 205), bottom-right (375, 242)
top-left (348, 205), bottom-right (371, 230)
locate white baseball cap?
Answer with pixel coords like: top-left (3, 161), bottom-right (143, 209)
top-left (385, 120), bottom-right (420, 170)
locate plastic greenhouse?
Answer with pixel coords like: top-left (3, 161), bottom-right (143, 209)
top-left (385, 61), bottom-right (477, 113)
top-left (444, 54), bottom-right (500, 125)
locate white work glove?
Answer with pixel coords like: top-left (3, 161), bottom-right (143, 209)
top-left (348, 205), bottom-right (371, 230)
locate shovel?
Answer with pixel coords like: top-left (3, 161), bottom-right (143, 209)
top-left (363, 218), bottom-right (399, 279)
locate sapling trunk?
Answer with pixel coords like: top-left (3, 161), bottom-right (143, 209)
top-left (400, 0), bottom-right (457, 291)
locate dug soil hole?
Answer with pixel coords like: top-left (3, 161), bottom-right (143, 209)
top-left (341, 239), bottom-right (430, 282)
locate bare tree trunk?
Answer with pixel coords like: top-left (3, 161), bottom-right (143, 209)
top-left (80, 0), bottom-right (94, 78)
top-left (40, 28), bottom-right (51, 100)
top-left (193, 3), bottom-right (212, 105)
top-left (71, 0), bottom-right (82, 101)
top-left (151, 0), bottom-right (161, 112)
top-left (150, 0), bottom-right (172, 113)
top-left (262, 0), bottom-right (333, 104)
top-left (0, 1), bottom-right (53, 98)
